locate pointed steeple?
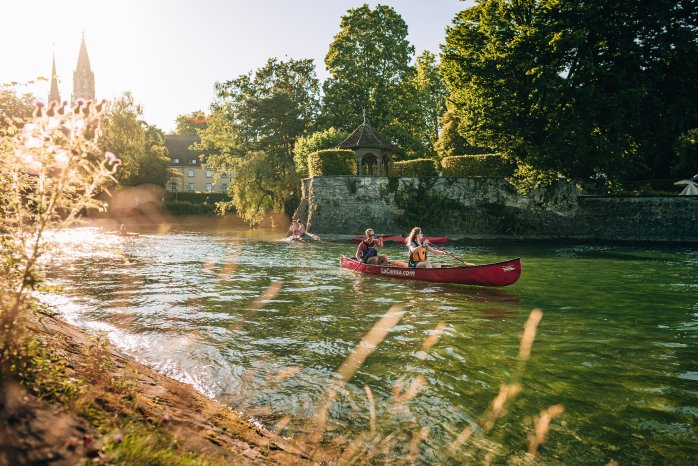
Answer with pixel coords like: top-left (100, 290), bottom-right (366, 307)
top-left (72, 32), bottom-right (95, 103)
top-left (48, 52), bottom-right (61, 104)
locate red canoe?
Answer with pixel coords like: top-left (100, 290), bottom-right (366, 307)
top-left (340, 255), bottom-right (521, 287)
top-left (351, 235), bottom-right (448, 244)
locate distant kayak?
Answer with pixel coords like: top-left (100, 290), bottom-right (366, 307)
top-left (282, 233), bottom-right (321, 242)
top-left (351, 235), bottom-right (448, 244)
top-left (340, 255), bottom-right (521, 287)
top-left (106, 231), bottom-right (140, 237)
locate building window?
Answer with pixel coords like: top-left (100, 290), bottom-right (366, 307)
top-left (172, 158), bottom-right (179, 164)
top-left (187, 170), bottom-right (194, 177)
top-left (170, 183), bottom-right (178, 192)
top-left (191, 159), bottom-right (197, 165)
top-left (206, 183), bottom-right (213, 192)
top-left (187, 183), bottom-right (195, 192)
top-left (221, 173), bottom-right (228, 178)
top-left (205, 171), bottom-right (213, 178)
top-left (220, 183), bottom-right (228, 193)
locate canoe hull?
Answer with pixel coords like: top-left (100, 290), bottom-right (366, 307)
top-left (351, 235), bottom-right (448, 244)
top-left (340, 255), bottom-right (521, 287)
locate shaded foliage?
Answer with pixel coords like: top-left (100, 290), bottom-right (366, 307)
top-left (441, 0), bottom-right (698, 187)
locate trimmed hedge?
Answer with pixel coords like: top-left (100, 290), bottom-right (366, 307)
top-left (165, 201), bottom-right (216, 215)
top-left (392, 159), bottom-right (438, 177)
top-left (441, 154), bottom-right (514, 177)
top-left (165, 192), bottom-right (230, 203)
top-left (308, 149), bottom-right (356, 177)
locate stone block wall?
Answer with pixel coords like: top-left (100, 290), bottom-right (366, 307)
top-left (299, 176), bottom-right (698, 242)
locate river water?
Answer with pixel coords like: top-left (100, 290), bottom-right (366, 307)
top-left (39, 225), bottom-right (697, 464)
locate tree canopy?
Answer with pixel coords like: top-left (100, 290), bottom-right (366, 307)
top-left (322, 4), bottom-right (415, 151)
top-left (441, 0), bottom-right (698, 184)
top-left (100, 92), bottom-right (169, 186)
top-left (174, 110), bottom-right (208, 136)
top-left (200, 57), bottom-right (321, 160)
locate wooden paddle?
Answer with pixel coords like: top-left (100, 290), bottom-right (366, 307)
top-left (430, 244), bottom-right (477, 267)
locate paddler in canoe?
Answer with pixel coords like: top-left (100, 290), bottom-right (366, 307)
top-left (405, 227), bottom-right (448, 269)
top-left (356, 228), bottom-right (389, 265)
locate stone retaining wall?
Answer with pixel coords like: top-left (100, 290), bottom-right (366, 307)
top-left (299, 176), bottom-right (698, 242)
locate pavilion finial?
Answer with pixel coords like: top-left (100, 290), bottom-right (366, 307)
top-left (362, 108), bottom-right (367, 125)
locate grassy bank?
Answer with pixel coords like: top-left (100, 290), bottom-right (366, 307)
top-left (1, 307), bottom-right (309, 465)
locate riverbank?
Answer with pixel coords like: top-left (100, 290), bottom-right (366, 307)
top-left (0, 311), bottom-right (311, 465)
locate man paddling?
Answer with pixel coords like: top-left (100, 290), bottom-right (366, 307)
top-left (355, 228), bottom-right (388, 265)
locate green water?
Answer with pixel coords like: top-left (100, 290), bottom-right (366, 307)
top-left (41, 227), bottom-right (698, 464)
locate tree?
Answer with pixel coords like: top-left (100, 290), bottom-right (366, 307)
top-left (322, 4), bottom-right (415, 152)
top-left (174, 110), bottom-right (208, 136)
top-left (406, 51), bottom-right (449, 158)
top-left (198, 58), bottom-right (320, 223)
top-left (100, 92), bottom-right (169, 186)
top-left (213, 151), bottom-right (298, 225)
top-left (201, 58), bottom-right (320, 160)
top-left (434, 108), bottom-right (492, 159)
top-left (292, 127), bottom-right (348, 177)
top-left (441, 0), bottom-right (698, 186)
top-left (672, 128), bottom-right (698, 177)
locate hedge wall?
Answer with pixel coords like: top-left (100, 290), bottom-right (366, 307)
top-left (441, 154), bottom-right (514, 177)
top-left (392, 158), bottom-right (438, 177)
top-left (165, 192), bottom-right (231, 203)
top-left (308, 149), bottom-right (356, 177)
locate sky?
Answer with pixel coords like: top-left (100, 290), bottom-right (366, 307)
top-left (2, 0), bottom-right (470, 133)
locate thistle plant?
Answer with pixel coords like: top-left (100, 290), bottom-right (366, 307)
top-left (0, 96), bottom-right (120, 367)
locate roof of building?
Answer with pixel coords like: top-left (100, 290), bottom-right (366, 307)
top-left (337, 123), bottom-right (397, 151)
top-left (165, 135), bottom-right (203, 166)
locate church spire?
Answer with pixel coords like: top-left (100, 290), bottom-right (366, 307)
top-left (48, 52), bottom-right (61, 104)
top-left (72, 32), bottom-right (95, 103)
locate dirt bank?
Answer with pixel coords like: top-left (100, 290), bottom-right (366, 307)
top-left (0, 314), bottom-right (312, 465)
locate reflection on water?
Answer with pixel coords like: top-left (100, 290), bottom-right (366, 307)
top-left (38, 226), bottom-right (698, 464)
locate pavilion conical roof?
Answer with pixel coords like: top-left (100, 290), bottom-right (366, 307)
top-left (337, 123), bottom-right (396, 151)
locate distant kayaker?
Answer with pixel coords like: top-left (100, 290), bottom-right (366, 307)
top-left (116, 224), bottom-right (128, 236)
top-left (287, 219), bottom-right (306, 240)
top-left (405, 227), bottom-right (447, 268)
top-left (356, 228), bottom-right (388, 264)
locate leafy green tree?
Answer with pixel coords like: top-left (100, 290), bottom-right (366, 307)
top-left (212, 151), bottom-right (298, 225)
top-left (406, 51), bottom-right (449, 158)
top-left (292, 127), bottom-right (348, 176)
top-left (435, 108), bottom-right (493, 159)
top-left (100, 92), bottom-right (169, 186)
top-left (322, 4), bottom-right (414, 150)
top-left (201, 58), bottom-right (320, 160)
top-left (441, 0), bottom-right (698, 186)
top-left (174, 110), bottom-right (208, 136)
top-left (198, 58), bottom-right (320, 222)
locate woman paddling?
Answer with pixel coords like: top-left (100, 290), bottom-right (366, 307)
top-left (405, 227), bottom-right (447, 269)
